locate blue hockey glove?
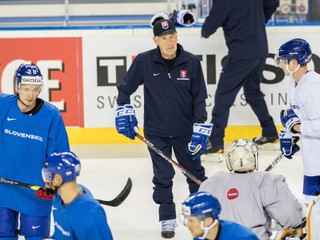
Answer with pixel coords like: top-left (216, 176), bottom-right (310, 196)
top-left (115, 104), bottom-right (138, 140)
top-left (280, 108), bottom-right (300, 133)
top-left (187, 123), bottom-right (213, 160)
top-left (279, 129), bottom-right (300, 159)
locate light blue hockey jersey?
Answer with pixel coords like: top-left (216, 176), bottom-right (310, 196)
top-left (0, 93), bottom-right (70, 216)
top-left (52, 185), bottom-right (113, 240)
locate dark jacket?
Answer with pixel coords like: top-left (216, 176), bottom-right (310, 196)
top-left (201, 0), bottom-right (279, 59)
top-left (117, 44), bottom-right (208, 138)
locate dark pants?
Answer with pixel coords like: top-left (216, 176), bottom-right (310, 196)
top-left (145, 133), bottom-right (207, 221)
top-left (210, 57), bottom-right (277, 147)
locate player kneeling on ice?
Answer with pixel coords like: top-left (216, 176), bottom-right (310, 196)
top-left (199, 139), bottom-right (306, 240)
top-left (181, 191), bottom-right (259, 239)
top-left (38, 151), bottom-right (113, 240)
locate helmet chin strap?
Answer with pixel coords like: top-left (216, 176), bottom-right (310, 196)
top-left (198, 219), bottom-right (218, 240)
top-left (286, 63), bottom-right (300, 79)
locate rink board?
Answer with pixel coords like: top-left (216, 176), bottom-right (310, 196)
top-left (0, 25), bottom-right (319, 144)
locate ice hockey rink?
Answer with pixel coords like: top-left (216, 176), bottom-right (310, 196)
top-left (53, 142), bottom-right (304, 240)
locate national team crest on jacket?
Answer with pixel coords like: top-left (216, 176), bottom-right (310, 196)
top-left (177, 70), bottom-right (189, 81)
top-left (180, 70), bottom-right (187, 78)
top-left (161, 21), bottom-right (169, 29)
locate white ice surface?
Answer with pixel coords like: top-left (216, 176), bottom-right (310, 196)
top-left (19, 144), bottom-right (304, 239)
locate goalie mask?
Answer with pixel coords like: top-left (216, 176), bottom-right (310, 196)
top-left (226, 139), bottom-right (258, 172)
top-left (42, 151), bottom-right (81, 185)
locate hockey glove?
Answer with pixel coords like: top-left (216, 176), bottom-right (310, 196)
top-left (35, 187), bottom-right (54, 200)
top-left (279, 129), bottom-right (300, 159)
top-left (187, 123), bottom-right (213, 160)
top-left (169, 10), bottom-right (196, 27)
top-left (115, 104), bottom-right (138, 140)
top-left (150, 12), bottom-right (170, 27)
top-left (280, 108), bottom-right (300, 133)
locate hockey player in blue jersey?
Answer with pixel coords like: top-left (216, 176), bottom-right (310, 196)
top-left (0, 63), bottom-right (70, 239)
top-left (41, 151), bottom-right (113, 240)
top-left (181, 191), bottom-right (259, 240)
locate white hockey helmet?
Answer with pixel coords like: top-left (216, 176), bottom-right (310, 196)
top-left (226, 139), bottom-right (258, 172)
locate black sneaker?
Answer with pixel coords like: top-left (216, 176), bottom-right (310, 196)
top-left (204, 141), bottom-right (224, 154)
top-left (161, 219), bottom-right (176, 239)
top-left (252, 135), bottom-right (279, 145)
top-left (161, 231), bottom-right (175, 238)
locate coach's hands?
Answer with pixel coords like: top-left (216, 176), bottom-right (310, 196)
top-left (115, 104), bottom-right (138, 140)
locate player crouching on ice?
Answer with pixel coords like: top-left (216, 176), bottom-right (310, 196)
top-left (199, 138), bottom-right (306, 240)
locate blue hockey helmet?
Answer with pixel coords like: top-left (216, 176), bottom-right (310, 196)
top-left (14, 63), bottom-right (43, 88)
top-left (275, 38), bottom-right (312, 66)
top-left (181, 191), bottom-right (221, 221)
top-left (42, 151), bottom-right (81, 184)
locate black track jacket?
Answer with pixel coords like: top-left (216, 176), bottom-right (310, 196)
top-left (201, 0), bottom-right (279, 59)
top-left (117, 44), bottom-right (208, 138)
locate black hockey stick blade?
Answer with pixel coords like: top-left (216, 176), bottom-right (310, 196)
top-left (97, 177), bottom-right (132, 207)
top-left (0, 176), bottom-right (132, 207)
top-left (134, 127), bottom-right (202, 185)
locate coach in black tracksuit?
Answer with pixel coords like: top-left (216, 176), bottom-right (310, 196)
top-left (117, 20), bottom-right (208, 238)
top-left (201, 0), bottom-right (280, 153)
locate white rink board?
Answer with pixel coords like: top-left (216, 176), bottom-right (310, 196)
top-left (0, 26), bottom-right (319, 128)
top-left (82, 27), bottom-right (320, 127)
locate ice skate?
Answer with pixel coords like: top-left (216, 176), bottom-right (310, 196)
top-left (201, 141), bottom-right (224, 163)
top-left (253, 135), bottom-right (279, 151)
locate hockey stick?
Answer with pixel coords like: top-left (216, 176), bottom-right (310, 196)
top-left (264, 136), bottom-right (299, 172)
top-left (306, 195), bottom-right (320, 240)
top-left (264, 153), bottom-right (284, 172)
top-left (97, 177), bottom-right (132, 207)
top-left (134, 127), bottom-right (202, 185)
top-left (0, 177), bottom-right (132, 207)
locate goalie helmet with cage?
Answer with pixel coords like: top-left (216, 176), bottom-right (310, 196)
top-left (275, 38), bottom-right (312, 67)
top-left (42, 151), bottom-right (81, 185)
top-left (14, 63), bottom-right (43, 89)
top-left (226, 138), bottom-right (258, 172)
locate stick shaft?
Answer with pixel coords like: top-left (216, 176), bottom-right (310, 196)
top-left (265, 153), bottom-right (283, 171)
top-left (134, 128), bottom-right (202, 185)
top-left (0, 177), bottom-right (131, 207)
